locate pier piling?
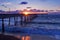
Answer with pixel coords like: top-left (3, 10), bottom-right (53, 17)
top-left (2, 18), bottom-right (4, 33)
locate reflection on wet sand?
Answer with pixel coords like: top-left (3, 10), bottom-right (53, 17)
top-left (16, 35), bottom-right (58, 40)
top-left (22, 36), bottom-right (30, 40)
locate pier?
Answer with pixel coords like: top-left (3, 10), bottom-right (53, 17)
top-left (0, 13), bottom-right (38, 33)
top-left (0, 11), bottom-right (48, 34)
top-left (1, 12), bottom-right (60, 35)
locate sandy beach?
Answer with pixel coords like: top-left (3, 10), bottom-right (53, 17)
top-left (0, 34), bottom-right (59, 40)
top-left (0, 34), bottom-right (20, 40)
top-left (30, 35), bottom-right (59, 40)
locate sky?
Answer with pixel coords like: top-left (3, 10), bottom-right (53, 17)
top-left (0, 0), bottom-right (60, 11)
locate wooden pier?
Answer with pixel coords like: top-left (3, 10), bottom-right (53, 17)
top-left (0, 14), bottom-right (38, 33)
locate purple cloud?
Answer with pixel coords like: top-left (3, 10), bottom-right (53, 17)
top-left (19, 2), bottom-right (28, 5)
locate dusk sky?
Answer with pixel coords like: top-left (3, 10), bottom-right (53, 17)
top-left (0, 0), bottom-right (60, 11)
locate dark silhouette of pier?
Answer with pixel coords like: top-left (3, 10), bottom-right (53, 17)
top-left (0, 14), bottom-right (38, 33)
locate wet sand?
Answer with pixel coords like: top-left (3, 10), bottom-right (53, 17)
top-left (0, 33), bottom-right (59, 40)
top-left (30, 35), bottom-right (59, 40)
top-left (0, 34), bottom-right (20, 40)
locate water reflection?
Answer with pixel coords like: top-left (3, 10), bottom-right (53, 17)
top-left (21, 36), bottom-right (30, 40)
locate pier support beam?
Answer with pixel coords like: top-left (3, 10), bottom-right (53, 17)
top-left (14, 17), bottom-right (15, 26)
top-left (8, 17), bottom-right (10, 26)
top-left (14, 17), bottom-right (17, 26)
top-left (2, 18), bottom-right (4, 34)
top-left (20, 15), bottom-right (23, 25)
top-left (24, 16), bottom-right (28, 24)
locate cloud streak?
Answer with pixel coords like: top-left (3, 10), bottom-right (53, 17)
top-left (40, 0), bottom-right (47, 2)
top-left (0, 2), bottom-right (12, 8)
top-left (3, 2), bottom-right (12, 5)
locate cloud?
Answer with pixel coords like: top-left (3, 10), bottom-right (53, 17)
top-left (0, 2), bottom-right (12, 8)
top-left (1, 2), bottom-right (12, 5)
top-left (5, 2), bottom-right (12, 5)
top-left (19, 2), bottom-right (28, 5)
top-left (40, 0), bottom-right (47, 2)
top-left (1, 4), bottom-right (7, 8)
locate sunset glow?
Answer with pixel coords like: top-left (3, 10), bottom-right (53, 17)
top-left (23, 12), bottom-right (29, 16)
